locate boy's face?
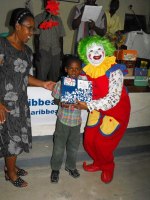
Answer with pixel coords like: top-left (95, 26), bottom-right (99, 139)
top-left (65, 61), bottom-right (81, 79)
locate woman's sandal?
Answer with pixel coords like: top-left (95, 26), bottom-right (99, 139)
top-left (10, 177), bottom-right (28, 187)
top-left (9, 176), bottom-right (27, 187)
top-left (4, 166), bottom-right (28, 178)
top-left (4, 171), bottom-right (28, 187)
top-left (16, 168), bottom-right (28, 176)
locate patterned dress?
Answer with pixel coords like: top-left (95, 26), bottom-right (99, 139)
top-left (0, 38), bottom-right (32, 157)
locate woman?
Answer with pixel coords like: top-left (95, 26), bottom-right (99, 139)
top-left (0, 8), bottom-right (55, 187)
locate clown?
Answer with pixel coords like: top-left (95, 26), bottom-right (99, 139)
top-left (77, 35), bottom-right (131, 183)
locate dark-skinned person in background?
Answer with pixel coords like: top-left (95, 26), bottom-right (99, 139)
top-left (70, 0), bottom-right (107, 54)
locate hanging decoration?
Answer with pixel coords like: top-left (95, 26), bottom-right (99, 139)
top-left (39, 0), bottom-right (60, 30)
top-left (39, 19), bottom-right (59, 29)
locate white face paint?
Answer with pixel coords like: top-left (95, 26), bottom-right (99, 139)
top-left (86, 43), bottom-right (105, 66)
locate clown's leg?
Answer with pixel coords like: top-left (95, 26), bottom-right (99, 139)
top-left (83, 126), bottom-right (102, 172)
top-left (94, 123), bottom-right (128, 183)
top-left (94, 135), bottom-right (115, 183)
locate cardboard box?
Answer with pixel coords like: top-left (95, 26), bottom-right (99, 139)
top-left (114, 50), bottom-right (138, 61)
top-left (134, 68), bottom-right (148, 76)
top-left (121, 60), bottom-right (136, 68)
top-left (134, 68), bottom-right (148, 86)
top-left (125, 68), bottom-right (134, 77)
top-left (134, 76), bottom-right (149, 86)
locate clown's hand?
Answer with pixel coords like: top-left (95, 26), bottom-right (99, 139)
top-left (88, 20), bottom-right (95, 29)
top-left (75, 101), bottom-right (88, 110)
top-left (43, 81), bottom-right (56, 91)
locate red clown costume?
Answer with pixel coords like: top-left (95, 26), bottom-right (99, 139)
top-left (77, 36), bottom-right (131, 183)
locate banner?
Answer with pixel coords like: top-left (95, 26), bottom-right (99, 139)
top-left (27, 87), bottom-right (58, 125)
top-left (27, 87), bottom-right (88, 136)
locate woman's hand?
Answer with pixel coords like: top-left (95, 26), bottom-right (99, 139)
top-left (0, 104), bottom-right (10, 124)
top-left (43, 81), bottom-right (56, 91)
top-left (28, 75), bottom-right (56, 91)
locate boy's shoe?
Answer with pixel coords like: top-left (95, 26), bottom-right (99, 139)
top-left (65, 167), bottom-right (80, 178)
top-left (50, 170), bottom-right (59, 183)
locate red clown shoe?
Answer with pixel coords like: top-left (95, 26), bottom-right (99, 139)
top-left (101, 169), bottom-right (114, 184)
top-left (83, 162), bottom-right (101, 172)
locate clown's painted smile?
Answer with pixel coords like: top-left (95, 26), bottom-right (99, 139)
top-left (93, 55), bottom-right (102, 60)
top-left (87, 43), bottom-right (105, 66)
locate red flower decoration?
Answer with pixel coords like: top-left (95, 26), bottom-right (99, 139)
top-left (46, 0), bottom-right (60, 16)
top-left (39, 19), bottom-right (59, 30)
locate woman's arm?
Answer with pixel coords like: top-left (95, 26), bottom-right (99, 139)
top-left (28, 75), bottom-right (56, 90)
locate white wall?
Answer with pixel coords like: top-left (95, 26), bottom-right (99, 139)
top-left (0, 0), bottom-right (150, 53)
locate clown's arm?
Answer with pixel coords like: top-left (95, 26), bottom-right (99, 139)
top-left (87, 69), bottom-right (123, 112)
top-left (76, 69), bottom-right (123, 112)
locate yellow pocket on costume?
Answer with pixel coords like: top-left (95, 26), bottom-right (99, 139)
top-left (87, 110), bottom-right (100, 127)
top-left (99, 116), bottom-right (120, 136)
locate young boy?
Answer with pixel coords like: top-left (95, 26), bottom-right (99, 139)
top-left (50, 55), bottom-right (83, 183)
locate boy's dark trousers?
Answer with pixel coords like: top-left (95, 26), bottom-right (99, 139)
top-left (51, 119), bottom-right (80, 170)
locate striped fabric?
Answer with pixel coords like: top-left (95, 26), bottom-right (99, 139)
top-left (52, 81), bottom-right (82, 127)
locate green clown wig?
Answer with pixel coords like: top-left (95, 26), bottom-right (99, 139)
top-left (77, 35), bottom-right (116, 64)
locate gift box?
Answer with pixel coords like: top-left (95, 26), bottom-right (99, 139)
top-left (114, 50), bottom-right (138, 61)
top-left (121, 60), bottom-right (136, 68)
top-left (114, 50), bottom-right (138, 77)
top-left (134, 68), bottom-right (148, 76)
top-left (134, 76), bottom-right (149, 86)
top-left (120, 61), bottom-right (135, 77)
top-left (61, 77), bottom-right (92, 104)
top-left (125, 68), bottom-right (134, 77)
top-left (134, 68), bottom-right (148, 86)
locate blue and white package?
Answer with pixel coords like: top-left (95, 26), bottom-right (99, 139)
top-left (61, 77), bottom-right (92, 104)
